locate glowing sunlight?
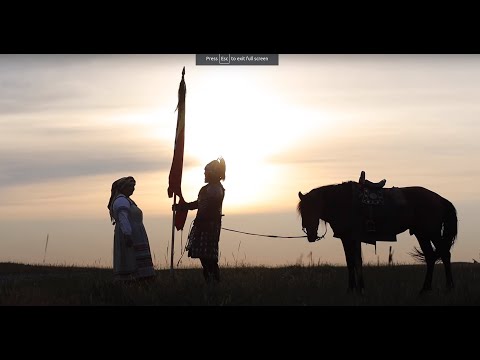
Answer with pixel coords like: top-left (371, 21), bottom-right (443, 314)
top-left (172, 70), bottom-right (334, 211)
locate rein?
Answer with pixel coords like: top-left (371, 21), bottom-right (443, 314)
top-left (222, 227), bottom-right (307, 238)
top-left (222, 225), bottom-right (327, 241)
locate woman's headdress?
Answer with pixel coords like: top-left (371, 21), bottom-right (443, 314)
top-left (107, 176), bottom-right (136, 224)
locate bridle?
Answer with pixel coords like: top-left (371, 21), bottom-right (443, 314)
top-left (302, 224), bottom-right (328, 242)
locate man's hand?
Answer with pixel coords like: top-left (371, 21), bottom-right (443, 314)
top-left (172, 203), bottom-right (188, 212)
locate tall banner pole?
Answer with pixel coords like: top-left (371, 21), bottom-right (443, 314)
top-left (167, 67), bottom-right (188, 276)
top-left (170, 195), bottom-right (177, 273)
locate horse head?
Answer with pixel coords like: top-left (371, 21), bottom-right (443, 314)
top-left (298, 191), bottom-right (320, 243)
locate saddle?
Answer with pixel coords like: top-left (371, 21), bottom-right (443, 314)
top-left (359, 170), bottom-right (386, 190)
top-left (358, 171), bottom-right (386, 206)
top-left (358, 171), bottom-right (387, 232)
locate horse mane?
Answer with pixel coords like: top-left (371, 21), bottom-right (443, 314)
top-left (297, 181), bottom-right (355, 216)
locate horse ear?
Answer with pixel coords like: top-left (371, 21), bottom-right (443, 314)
top-left (298, 191), bottom-right (304, 200)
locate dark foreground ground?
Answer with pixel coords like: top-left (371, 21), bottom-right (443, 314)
top-left (0, 262), bottom-right (479, 305)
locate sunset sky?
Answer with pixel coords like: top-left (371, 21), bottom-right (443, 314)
top-left (1, 54), bottom-right (479, 268)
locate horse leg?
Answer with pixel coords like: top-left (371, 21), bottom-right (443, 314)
top-left (416, 235), bottom-right (436, 293)
top-left (441, 251), bottom-right (454, 290)
top-left (353, 238), bottom-right (365, 294)
top-left (433, 237), bottom-right (454, 290)
top-left (341, 237), bottom-right (356, 292)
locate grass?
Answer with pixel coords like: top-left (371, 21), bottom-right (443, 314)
top-left (0, 262), bottom-right (479, 305)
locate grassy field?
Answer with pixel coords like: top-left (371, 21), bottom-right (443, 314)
top-left (0, 262), bottom-right (479, 305)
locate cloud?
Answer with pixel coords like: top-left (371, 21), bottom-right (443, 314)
top-left (0, 147), bottom-right (171, 188)
top-left (0, 55), bottom-right (201, 189)
top-left (0, 54), bottom-right (189, 115)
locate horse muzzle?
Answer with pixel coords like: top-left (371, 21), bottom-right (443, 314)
top-left (303, 228), bottom-right (318, 243)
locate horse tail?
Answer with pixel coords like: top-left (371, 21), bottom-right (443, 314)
top-left (410, 198), bottom-right (458, 263)
top-left (441, 198), bottom-right (458, 250)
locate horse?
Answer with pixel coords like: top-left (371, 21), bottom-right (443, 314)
top-left (297, 179), bottom-right (458, 294)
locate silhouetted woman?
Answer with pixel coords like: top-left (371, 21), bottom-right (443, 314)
top-left (107, 176), bottom-right (155, 282)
